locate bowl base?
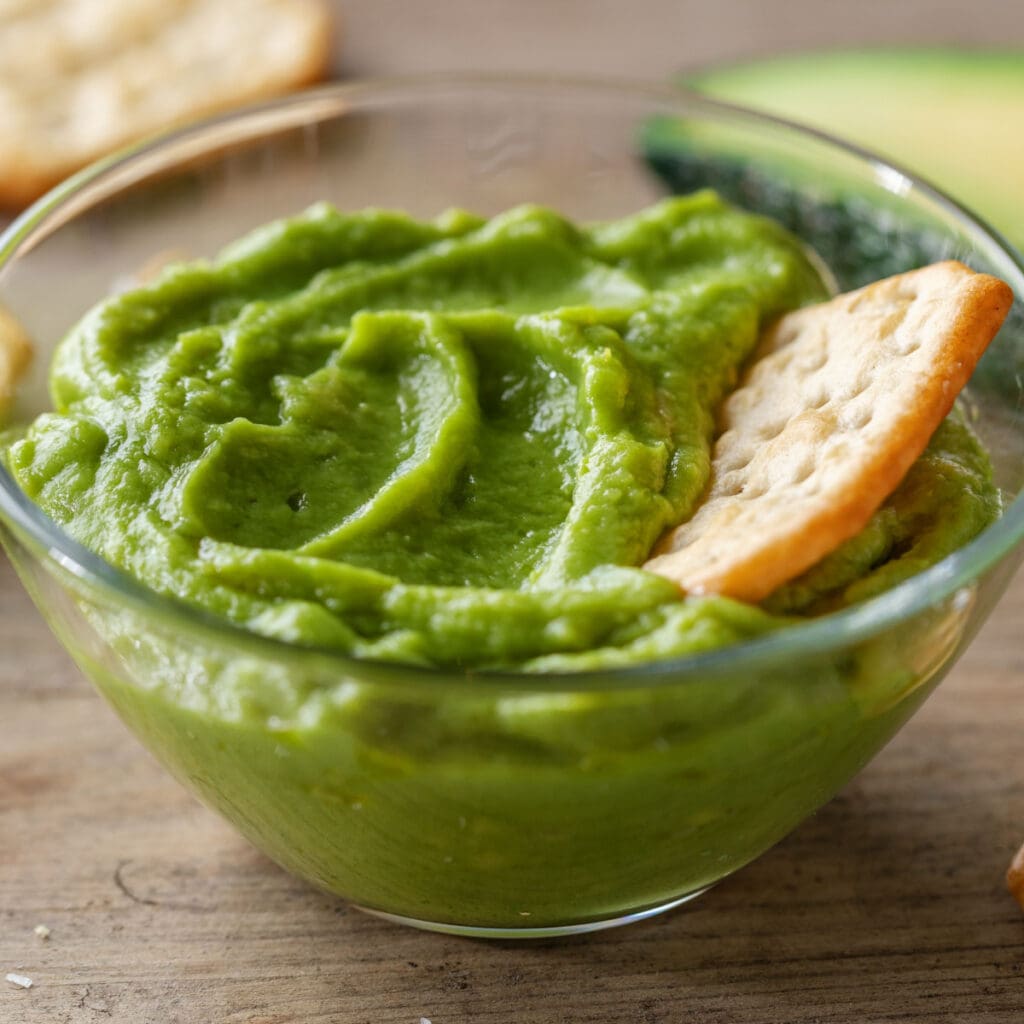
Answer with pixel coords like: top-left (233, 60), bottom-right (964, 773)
top-left (353, 885), bottom-right (713, 939)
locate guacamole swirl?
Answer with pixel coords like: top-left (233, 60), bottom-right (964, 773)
top-left (4, 193), bottom-right (999, 669)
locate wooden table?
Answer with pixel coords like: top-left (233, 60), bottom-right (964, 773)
top-left (4, 2), bottom-right (1024, 1021)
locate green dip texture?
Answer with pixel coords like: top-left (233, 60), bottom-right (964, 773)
top-left (4, 192), bottom-right (999, 669)
top-left (1, 192), bottom-right (1006, 930)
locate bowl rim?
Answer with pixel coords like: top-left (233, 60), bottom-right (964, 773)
top-left (1, 71), bottom-right (1023, 689)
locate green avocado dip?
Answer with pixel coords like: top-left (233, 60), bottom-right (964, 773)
top-left (3, 192), bottom-right (1000, 671)
top-left (0, 192), bottom-right (1006, 932)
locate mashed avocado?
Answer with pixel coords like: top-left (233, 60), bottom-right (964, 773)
top-left (1, 191), bottom-right (1005, 931)
top-left (4, 192), bottom-right (999, 670)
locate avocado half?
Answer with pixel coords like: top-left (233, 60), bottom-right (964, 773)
top-left (687, 49), bottom-right (1024, 248)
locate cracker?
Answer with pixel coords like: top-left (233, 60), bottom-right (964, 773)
top-left (0, 0), bottom-right (333, 208)
top-left (1008, 841), bottom-right (1024, 911)
top-left (0, 304), bottom-right (33, 421)
top-left (644, 261), bottom-right (1012, 602)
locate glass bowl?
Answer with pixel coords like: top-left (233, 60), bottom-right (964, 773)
top-left (1, 75), bottom-right (1022, 939)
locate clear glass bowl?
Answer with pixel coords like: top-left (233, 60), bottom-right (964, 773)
top-left (1, 76), bottom-right (1023, 938)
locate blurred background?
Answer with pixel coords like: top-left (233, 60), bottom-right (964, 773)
top-left (5, 0), bottom-right (1022, 243)
top-left (329, 1), bottom-right (1024, 255)
top-left (331, 0), bottom-right (1024, 76)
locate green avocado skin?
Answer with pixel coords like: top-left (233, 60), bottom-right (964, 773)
top-left (688, 48), bottom-right (1024, 247)
top-left (1, 195), bottom-right (1003, 928)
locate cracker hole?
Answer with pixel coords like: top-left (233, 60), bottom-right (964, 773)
top-left (807, 386), bottom-right (830, 410)
top-left (767, 347), bottom-right (797, 371)
top-left (789, 455), bottom-right (816, 486)
top-left (726, 389), bottom-right (758, 415)
top-left (877, 306), bottom-right (909, 340)
top-left (758, 417), bottom-right (788, 441)
top-left (825, 439), bottom-right (850, 464)
top-left (715, 445), bottom-right (755, 474)
top-left (773, 322), bottom-right (801, 348)
top-left (847, 404), bottom-right (874, 430)
top-left (715, 471), bottom-right (744, 497)
top-left (798, 347), bottom-right (829, 372)
top-left (844, 375), bottom-right (871, 400)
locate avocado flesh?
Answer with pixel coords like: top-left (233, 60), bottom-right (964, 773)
top-left (689, 49), bottom-right (1024, 247)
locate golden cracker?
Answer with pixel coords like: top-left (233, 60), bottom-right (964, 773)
top-left (0, 0), bottom-right (333, 208)
top-left (0, 304), bottom-right (32, 421)
top-left (644, 261), bottom-right (1013, 602)
top-left (1008, 842), bottom-right (1024, 911)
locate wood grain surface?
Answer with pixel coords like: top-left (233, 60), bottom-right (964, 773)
top-left (3, 2), bottom-right (1024, 1022)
